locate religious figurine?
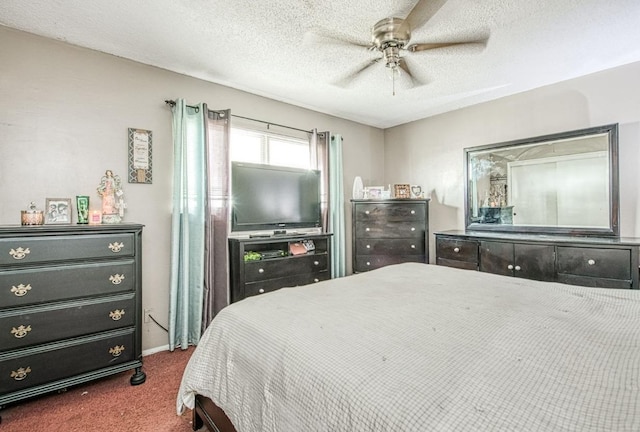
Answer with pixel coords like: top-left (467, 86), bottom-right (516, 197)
top-left (97, 170), bottom-right (125, 223)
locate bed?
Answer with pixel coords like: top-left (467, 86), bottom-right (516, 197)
top-left (177, 263), bottom-right (640, 431)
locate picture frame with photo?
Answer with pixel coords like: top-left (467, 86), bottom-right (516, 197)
top-left (365, 186), bottom-right (384, 199)
top-left (411, 185), bottom-right (424, 199)
top-left (44, 198), bottom-right (73, 224)
top-left (393, 184), bottom-right (411, 199)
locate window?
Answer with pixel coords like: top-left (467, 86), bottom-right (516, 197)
top-left (230, 127), bottom-right (311, 169)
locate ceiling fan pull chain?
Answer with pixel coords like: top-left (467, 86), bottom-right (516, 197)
top-left (393, 71), bottom-right (396, 96)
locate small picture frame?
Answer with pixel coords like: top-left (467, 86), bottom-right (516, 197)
top-left (44, 198), bottom-right (72, 224)
top-left (411, 185), bottom-right (424, 199)
top-left (394, 184), bottom-right (411, 199)
top-left (365, 186), bottom-right (384, 199)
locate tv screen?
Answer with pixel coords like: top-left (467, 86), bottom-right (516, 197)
top-left (231, 162), bottom-right (322, 232)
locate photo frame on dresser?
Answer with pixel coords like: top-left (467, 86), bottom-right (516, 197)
top-left (365, 186), bottom-right (384, 199)
top-left (393, 184), bottom-right (411, 199)
top-left (44, 198), bottom-right (72, 224)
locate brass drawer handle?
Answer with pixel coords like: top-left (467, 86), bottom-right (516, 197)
top-left (11, 325), bottom-right (32, 339)
top-left (108, 242), bottom-right (124, 253)
top-left (9, 247), bottom-right (31, 260)
top-left (109, 345), bottom-right (125, 357)
top-left (11, 367), bottom-right (31, 381)
top-left (109, 274), bottom-right (125, 285)
top-left (109, 309), bottom-right (126, 321)
top-left (587, 259), bottom-right (596, 266)
top-left (11, 284), bottom-right (32, 297)
top-left (453, 247), bottom-right (460, 253)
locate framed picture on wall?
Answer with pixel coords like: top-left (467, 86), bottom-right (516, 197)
top-left (128, 128), bottom-right (153, 184)
top-left (44, 198), bottom-right (72, 224)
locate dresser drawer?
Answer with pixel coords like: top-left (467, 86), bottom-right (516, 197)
top-left (355, 238), bottom-right (424, 256)
top-left (355, 203), bottom-right (425, 222)
top-left (355, 221), bottom-right (425, 239)
top-left (436, 238), bottom-right (479, 263)
top-left (557, 247), bottom-right (631, 280)
top-left (355, 255), bottom-right (425, 272)
top-left (0, 233), bottom-right (135, 266)
top-left (0, 260), bottom-right (135, 308)
top-left (0, 329), bottom-right (135, 395)
top-left (244, 254), bottom-right (328, 282)
top-left (244, 271), bottom-right (330, 298)
top-left (0, 294), bottom-right (135, 351)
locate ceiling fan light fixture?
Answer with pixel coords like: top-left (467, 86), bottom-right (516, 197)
top-left (383, 45), bottom-right (402, 70)
top-left (382, 46), bottom-right (402, 96)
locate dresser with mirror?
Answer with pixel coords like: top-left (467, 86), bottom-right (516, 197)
top-left (435, 123), bottom-right (640, 289)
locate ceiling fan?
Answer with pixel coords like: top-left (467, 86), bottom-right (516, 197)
top-left (310, 0), bottom-right (487, 94)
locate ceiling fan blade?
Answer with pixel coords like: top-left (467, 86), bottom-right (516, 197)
top-left (398, 0), bottom-right (448, 34)
top-left (333, 58), bottom-right (382, 87)
top-left (407, 38), bottom-right (487, 53)
top-left (399, 58), bottom-right (427, 87)
top-left (304, 29), bottom-right (372, 50)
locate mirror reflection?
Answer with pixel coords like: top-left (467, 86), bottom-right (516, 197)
top-left (465, 124), bottom-right (618, 236)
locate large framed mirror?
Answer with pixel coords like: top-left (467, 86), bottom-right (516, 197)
top-left (465, 124), bottom-right (619, 236)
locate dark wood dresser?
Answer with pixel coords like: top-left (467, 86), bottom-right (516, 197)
top-left (351, 199), bottom-right (429, 273)
top-left (435, 230), bottom-right (640, 289)
top-left (0, 224), bottom-right (145, 413)
top-left (229, 233), bottom-right (332, 303)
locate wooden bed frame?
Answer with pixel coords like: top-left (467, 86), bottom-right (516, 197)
top-left (193, 395), bottom-right (238, 432)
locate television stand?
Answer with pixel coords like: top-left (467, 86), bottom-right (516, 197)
top-left (229, 233), bottom-right (333, 303)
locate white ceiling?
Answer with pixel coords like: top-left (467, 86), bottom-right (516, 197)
top-left (2, 0), bottom-right (640, 129)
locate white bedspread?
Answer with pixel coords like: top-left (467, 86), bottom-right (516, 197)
top-left (177, 263), bottom-right (640, 431)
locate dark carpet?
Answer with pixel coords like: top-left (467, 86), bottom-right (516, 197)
top-left (0, 347), bottom-right (202, 432)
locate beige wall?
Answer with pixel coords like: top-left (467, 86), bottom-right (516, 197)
top-left (384, 61), bottom-right (640, 260)
top-left (0, 27), bottom-right (385, 351)
top-left (5, 24), bottom-right (640, 352)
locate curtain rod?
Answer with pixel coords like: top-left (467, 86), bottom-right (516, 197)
top-left (231, 114), bottom-right (312, 134)
top-left (164, 100), bottom-right (312, 134)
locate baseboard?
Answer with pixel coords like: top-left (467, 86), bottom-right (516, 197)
top-left (142, 344), bottom-right (170, 356)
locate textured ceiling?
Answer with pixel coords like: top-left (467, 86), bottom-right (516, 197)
top-left (2, 0), bottom-right (640, 129)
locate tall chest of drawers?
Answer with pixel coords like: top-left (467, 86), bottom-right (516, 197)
top-left (0, 224), bottom-right (145, 411)
top-left (351, 199), bottom-right (430, 272)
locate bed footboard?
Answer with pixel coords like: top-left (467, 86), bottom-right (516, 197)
top-left (193, 395), bottom-right (237, 432)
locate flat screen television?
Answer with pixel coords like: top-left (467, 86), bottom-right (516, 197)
top-left (231, 161), bottom-right (322, 232)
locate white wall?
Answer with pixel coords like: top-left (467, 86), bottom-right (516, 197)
top-left (384, 61), bottom-right (640, 260)
top-left (0, 27), bottom-right (385, 350)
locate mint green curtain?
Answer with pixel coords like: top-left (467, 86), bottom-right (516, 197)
top-left (329, 134), bottom-right (346, 278)
top-left (169, 99), bottom-right (207, 350)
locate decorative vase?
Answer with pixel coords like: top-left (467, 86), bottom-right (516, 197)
top-left (352, 176), bottom-right (364, 199)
